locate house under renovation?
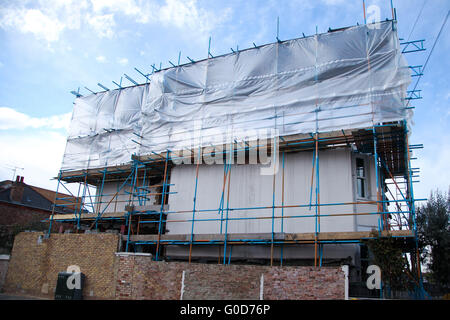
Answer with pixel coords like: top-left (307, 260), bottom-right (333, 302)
top-left (48, 19), bottom-right (423, 283)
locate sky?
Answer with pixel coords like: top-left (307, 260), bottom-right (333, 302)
top-left (0, 0), bottom-right (449, 201)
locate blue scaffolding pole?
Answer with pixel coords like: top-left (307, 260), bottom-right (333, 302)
top-left (155, 150), bottom-right (170, 261)
top-left (188, 147), bottom-right (202, 263)
top-left (280, 151), bottom-right (285, 266)
top-left (270, 137), bottom-right (277, 266)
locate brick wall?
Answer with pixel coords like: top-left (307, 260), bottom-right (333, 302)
top-left (0, 202), bottom-right (67, 254)
top-left (115, 254), bottom-right (345, 300)
top-left (3, 232), bottom-right (48, 296)
top-left (263, 267), bottom-right (344, 299)
top-left (4, 233), bottom-right (345, 300)
top-left (0, 202), bottom-right (51, 227)
top-left (0, 255), bottom-right (9, 292)
top-left (115, 253), bottom-right (185, 299)
top-left (4, 232), bottom-right (119, 299)
top-left (183, 264), bottom-right (261, 300)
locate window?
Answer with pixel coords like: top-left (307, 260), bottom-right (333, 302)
top-left (356, 158), bottom-right (366, 198)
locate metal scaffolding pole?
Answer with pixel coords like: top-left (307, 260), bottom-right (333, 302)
top-left (314, 132), bottom-right (320, 267)
top-left (270, 137), bottom-right (277, 266)
top-left (280, 151), bottom-right (285, 266)
top-left (188, 147), bottom-right (202, 263)
top-left (156, 150), bottom-right (170, 261)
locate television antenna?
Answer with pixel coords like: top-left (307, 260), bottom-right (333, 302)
top-left (3, 164), bottom-right (24, 181)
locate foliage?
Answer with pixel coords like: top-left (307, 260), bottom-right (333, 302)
top-left (416, 189), bottom-right (450, 290)
top-left (363, 231), bottom-right (411, 291)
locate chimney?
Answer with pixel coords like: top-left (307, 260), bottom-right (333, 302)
top-left (10, 176), bottom-right (25, 203)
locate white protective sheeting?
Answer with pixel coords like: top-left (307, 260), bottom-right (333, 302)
top-left (62, 21), bottom-right (411, 171)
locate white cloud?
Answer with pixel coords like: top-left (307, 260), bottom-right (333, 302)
top-left (0, 1), bottom-right (113, 42)
top-left (86, 13), bottom-right (115, 38)
top-left (321, 0), bottom-right (347, 5)
top-left (159, 0), bottom-right (232, 35)
top-left (0, 107), bottom-right (71, 131)
top-left (0, 107), bottom-right (74, 190)
top-left (0, 7), bottom-right (65, 42)
top-left (117, 57), bottom-right (129, 66)
top-left (0, 130), bottom-right (68, 191)
top-left (0, 1), bottom-right (231, 43)
top-left (96, 55), bottom-right (107, 63)
top-left (0, 106), bottom-right (79, 192)
top-left (91, 0), bottom-right (154, 23)
top-left (88, 0), bottom-right (232, 37)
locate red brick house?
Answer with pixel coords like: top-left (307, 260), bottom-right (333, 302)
top-left (0, 176), bottom-right (80, 253)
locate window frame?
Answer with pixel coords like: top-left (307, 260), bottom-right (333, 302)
top-left (355, 157), bottom-right (368, 200)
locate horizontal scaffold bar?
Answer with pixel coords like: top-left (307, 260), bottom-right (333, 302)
top-left (50, 197), bottom-right (425, 221)
top-left (59, 123), bottom-right (408, 180)
top-left (124, 230), bottom-right (414, 244)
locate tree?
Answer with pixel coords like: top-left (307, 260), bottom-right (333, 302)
top-left (363, 231), bottom-right (411, 295)
top-left (416, 189), bottom-right (450, 291)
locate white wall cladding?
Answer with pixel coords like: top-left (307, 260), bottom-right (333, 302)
top-left (165, 147), bottom-right (378, 260)
top-left (166, 148), bottom-right (378, 236)
top-left (61, 21), bottom-right (410, 171)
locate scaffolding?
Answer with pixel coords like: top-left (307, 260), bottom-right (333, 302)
top-left (48, 16), bottom-right (428, 298)
top-left (49, 122), bottom-right (422, 259)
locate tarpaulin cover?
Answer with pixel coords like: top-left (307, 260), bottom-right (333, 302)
top-left (62, 21), bottom-right (411, 171)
